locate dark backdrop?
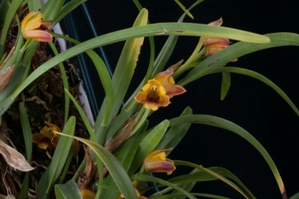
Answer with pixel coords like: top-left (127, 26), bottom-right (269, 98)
top-left (65, 0), bottom-right (299, 198)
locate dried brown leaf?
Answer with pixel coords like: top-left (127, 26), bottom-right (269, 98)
top-left (0, 139), bottom-right (34, 172)
top-left (0, 65), bottom-right (15, 92)
top-left (77, 147), bottom-right (97, 189)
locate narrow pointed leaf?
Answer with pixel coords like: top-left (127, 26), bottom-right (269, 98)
top-left (53, 132), bottom-right (138, 199)
top-left (54, 180), bottom-right (82, 199)
top-left (100, 120), bottom-right (148, 199)
top-left (169, 114), bottom-right (285, 198)
top-left (54, 0), bottom-right (87, 25)
top-left (12, 22), bottom-right (270, 102)
top-left (108, 8), bottom-right (148, 122)
top-left (156, 107), bottom-right (192, 152)
top-left (180, 33), bottom-right (299, 86)
top-left (215, 66), bottom-right (299, 116)
top-left (132, 174), bottom-right (197, 199)
top-left (174, 161), bottom-right (251, 198)
top-left (36, 116), bottom-right (76, 199)
top-left (220, 72), bottom-right (231, 100)
top-left (129, 119), bottom-right (169, 174)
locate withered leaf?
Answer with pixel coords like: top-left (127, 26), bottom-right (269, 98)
top-left (0, 139), bottom-right (35, 172)
top-left (0, 65), bottom-right (15, 92)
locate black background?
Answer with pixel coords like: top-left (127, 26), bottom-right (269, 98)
top-left (66, 0), bottom-right (299, 198)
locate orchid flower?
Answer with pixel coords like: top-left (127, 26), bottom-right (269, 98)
top-left (117, 181), bottom-right (147, 199)
top-left (21, 11), bottom-right (53, 42)
top-left (144, 149), bottom-right (176, 175)
top-left (32, 121), bottom-right (60, 149)
top-left (135, 66), bottom-right (186, 111)
top-left (80, 189), bottom-right (96, 199)
top-left (203, 18), bottom-right (231, 57)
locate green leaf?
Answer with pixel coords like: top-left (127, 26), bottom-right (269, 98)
top-left (129, 119), bottom-right (170, 174)
top-left (174, 161), bottom-right (251, 198)
top-left (54, 180), bottom-right (82, 199)
top-left (36, 116), bottom-right (76, 199)
top-left (53, 132), bottom-right (138, 199)
top-left (99, 120), bottom-right (148, 199)
top-left (64, 89), bottom-right (95, 141)
top-left (0, 0), bottom-right (10, 25)
top-left (108, 8), bottom-right (148, 123)
top-left (152, 193), bottom-right (230, 199)
top-left (0, 0), bottom-right (23, 57)
top-left (215, 66), bottom-right (299, 117)
top-left (19, 102), bottom-right (32, 161)
top-left (17, 173), bottom-right (30, 199)
top-left (220, 72), bottom-right (231, 100)
top-left (173, 0), bottom-right (197, 19)
top-left (208, 167), bottom-right (255, 198)
top-left (118, 120), bottom-right (148, 172)
top-left (168, 114), bottom-right (285, 197)
top-left (12, 21), bottom-right (270, 101)
top-left (155, 106), bottom-right (192, 152)
top-left (105, 110), bottom-right (130, 142)
top-left (171, 169), bottom-right (201, 199)
top-left (48, 42), bottom-right (70, 124)
top-left (180, 32), bottom-right (299, 86)
top-left (54, 0), bottom-right (87, 25)
top-left (51, 33), bottom-right (114, 133)
top-left (132, 174), bottom-right (197, 199)
top-left (28, 0), bottom-right (41, 11)
top-left (153, 0), bottom-right (209, 76)
top-left (169, 167), bottom-right (254, 198)
top-left (289, 192), bottom-right (299, 199)
top-left (41, 0), bottom-right (65, 21)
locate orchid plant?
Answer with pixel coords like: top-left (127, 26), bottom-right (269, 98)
top-left (0, 0), bottom-right (299, 199)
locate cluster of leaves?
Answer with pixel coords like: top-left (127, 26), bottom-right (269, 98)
top-left (1, 0), bottom-right (299, 199)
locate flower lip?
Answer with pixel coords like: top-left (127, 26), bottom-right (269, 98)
top-left (135, 79), bottom-right (170, 111)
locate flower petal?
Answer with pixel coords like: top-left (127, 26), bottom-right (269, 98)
top-left (154, 69), bottom-right (173, 83)
top-left (80, 189), bottom-right (96, 199)
top-left (165, 85), bottom-right (186, 98)
top-left (208, 18), bottom-right (223, 27)
top-left (135, 92), bottom-right (147, 103)
top-left (41, 20), bottom-right (53, 29)
top-left (203, 38), bottom-right (230, 48)
top-left (21, 11), bottom-right (42, 32)
top-left (45, 121), bottom-right (61, 132)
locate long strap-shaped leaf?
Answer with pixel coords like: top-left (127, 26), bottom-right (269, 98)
top-left (215, 66), bottom-right (299, 116)
top-left (108, 8), bottom-right (148, 123)
top-left (36, 116), bottom-right (76, 199)
top-left (180, 32), bottom-right (299, 86)
top-left (168, 114), bottom-right (287, 199)
top-left (53, 132), bottom-right (138, 199)
top-left (132, 174), bottom-right (197, 199)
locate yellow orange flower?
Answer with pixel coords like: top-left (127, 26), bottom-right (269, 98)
top-left (203, 18), bottom-right (230, 57)
top-left (21, 11), bottom-right (53, 42)
top-left (32, 121), bottom-right (60, 149)
top-left (144, 149), bottom-right (176, 175)
top-left (135, 66), bottom-right (186, 111)
top-left (117, 181), bottom-right (147, 199)
top-left (80, 189), bottom-right (96, 199)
